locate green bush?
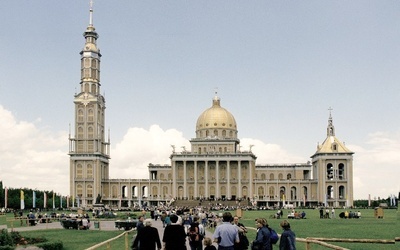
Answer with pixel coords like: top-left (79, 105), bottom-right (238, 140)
top-left (0, 246), bottom-right (14, 250)
top-left (0, 229), bottom-right (13, 247)
top-left (36, 240), bottom-right (63, 250)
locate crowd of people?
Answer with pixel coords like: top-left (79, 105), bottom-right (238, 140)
top-left (131, 208), bottom-right (296, 250)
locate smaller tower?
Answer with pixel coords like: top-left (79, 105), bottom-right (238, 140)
top-left (311, 110), bottom-right (354, 207)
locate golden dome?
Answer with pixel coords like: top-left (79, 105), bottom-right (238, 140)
top-left (196, 95), bottom-right (237, 138)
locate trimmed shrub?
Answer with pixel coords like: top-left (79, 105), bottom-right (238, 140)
top-left (36, 240), bottom-right (63, 250)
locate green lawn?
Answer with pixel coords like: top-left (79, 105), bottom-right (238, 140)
top-left (1, 209), bottom-right (398, 250)
top-left (238, 208), bottom-right (399, 250)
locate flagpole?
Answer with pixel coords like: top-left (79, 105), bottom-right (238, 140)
top-left (33, 191), bottom-right (36, 209)
top-left (4, 187), bottom-right (7, 209)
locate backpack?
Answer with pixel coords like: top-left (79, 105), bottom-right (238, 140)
top-left (188, 224), bottom-right (200, 242)
top-left (268, 227), bottom-right (279, 244)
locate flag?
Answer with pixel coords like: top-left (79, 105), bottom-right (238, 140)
top-left (20, 190), bottom-right (25, 210)
top-left (33, 191), bottom-right (36, 208)
top-left (368, 194), bottom-right (371, 207)
top-left (44, 192), bottom-right (47, 208)
top-left (4, 187), bottom-right (7, 209)
top-left (52, 192), bottom-right (55, 209)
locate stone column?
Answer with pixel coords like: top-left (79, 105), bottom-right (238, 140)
top-left (205, 161), bottom-right (209, 198)
top-left (227, 161), bottom-right (231, 199)
top-left (183, 161), bottom-right (187, 199)
top-left (194, 161), bottom-right (198, 198)
top-left (238, 161), bottom-right (242, 198)
top-left (216, 161), bottom-right (220, 198)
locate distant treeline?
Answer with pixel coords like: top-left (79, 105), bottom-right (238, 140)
top-left (0, 181), bottom-right (67, 210)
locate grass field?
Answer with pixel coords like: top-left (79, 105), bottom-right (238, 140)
top-left (1, 208), bottom-right (398, 250)
top-left (238, 208), bottom-right (399, 250)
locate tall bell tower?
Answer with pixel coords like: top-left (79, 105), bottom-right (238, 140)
top-left (69, 1), bottom-right (110, 207)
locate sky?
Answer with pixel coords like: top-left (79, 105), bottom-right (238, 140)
top-left (0, 1), bottom-right (399, 200)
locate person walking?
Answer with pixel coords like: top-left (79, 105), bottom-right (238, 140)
top-left (188, 216), bottom-right (204, 250)
top-left (233, 216), bottom-right (249, 250)
top-left (162, 214), bottom-right (187, 250)
top-left (212, 212), bottom-right (239, 250)
top-left (132, 219), bottom-right (161, 250)
top-left (252, 218), bottom-right (271, 250)
top-left (278, 220), bottom-right (296, 250)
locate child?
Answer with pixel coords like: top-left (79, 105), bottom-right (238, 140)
top-left (203, 237), bottom-right (216, 250)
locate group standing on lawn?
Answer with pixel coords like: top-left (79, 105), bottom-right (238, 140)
top-left (131, 209), bottom-right (296, 250)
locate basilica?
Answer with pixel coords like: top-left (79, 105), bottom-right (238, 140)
top-left (69, 5), bottom-right (354, 209)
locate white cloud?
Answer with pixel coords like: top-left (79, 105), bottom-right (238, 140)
top-left (110, 125), bottom-right (190, 179)
top-left (350, 130), bottom-right (400, 199)
top-left (240, 138), bottom-right (306, 164)
top-left (0, 105), bottom-right (69, 194)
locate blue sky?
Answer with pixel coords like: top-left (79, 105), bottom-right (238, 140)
top-left (0, 1), bottom-right (399, 200)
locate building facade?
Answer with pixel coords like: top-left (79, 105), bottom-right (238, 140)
top-left (69, 6), bottom-right (354, 209)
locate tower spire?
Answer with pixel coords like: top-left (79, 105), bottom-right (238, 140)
top-left (327, 107), bottom-right (335, 136)
top-left (89, 0), bottom-right (94, 26)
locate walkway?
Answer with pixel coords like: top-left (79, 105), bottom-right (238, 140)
top-left (8, 218), bottom-right (218, 249)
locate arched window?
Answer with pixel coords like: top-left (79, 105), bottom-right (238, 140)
top-left (339, 186), bottom-right (345, 199)
top-left (258, 186), bottom-right (264, 197)
top-left (78, 127), bottom-right (84, 139)
top-left (327, 163), bottom-right (334, 179)
top-left (214, 130), bottom-right (218, 136)
top-left (327, 186), bottom-right (334, 199)
top-left (76, 164), bottom-right (83, 178)
top-left (269, 186), bottom-right (275, 198)
top-left (261, 174), bottom-right (266, 180)
top-left (302, 186), bottom-right (308, 201)
top-left (78, 109), bottom-right (84, 122)
top-left (76, 184), bottom-right (83, 197)
top-left (269, 173), bottom-right (274, 180)
top-left (88, 109), bottom-right (94, 121)
top-left (278, 173), bottom-right (283, 180)
top-left (287, 174), bottom-right (292, 180)
top-left (87, 184), bottom-right (93, 198)
top-left (88, 126), bottom-right (94, 139)
top-left (290, 186), bottom-right (297, 200)
top-left (87, 164), bottom-right (93, 178)
top-left (222, 130), bottom-right (226, 137)
top-left (280, 187), bottom-right (286, 200)
top-left (338, 164), bottom-right (345, 179)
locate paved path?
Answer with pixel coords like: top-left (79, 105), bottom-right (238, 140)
top-left (7, 218), bottom-right (218, 249)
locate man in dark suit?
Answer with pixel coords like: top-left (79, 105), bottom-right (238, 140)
top-left (162, 214), bottom-right (187, 250)
top-left (132, 219), bottom-right (161, 250)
